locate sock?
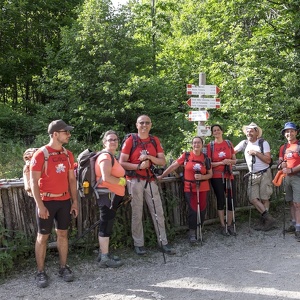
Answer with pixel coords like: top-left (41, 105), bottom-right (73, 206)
top-left (291, 220), bottom-right (296, 227)
top-left (101, 253), bottom-right (109, 261)
top-left (262, 210), bottom-right (268, 217)
top-left (295, 224), bottom-right (300, 232)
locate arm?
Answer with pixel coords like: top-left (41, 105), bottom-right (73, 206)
top-left (119, 152), bottom-right (149, 171)
top-left (157, 161), bottom-right (180, 180)
top-left (140, 152), bottom-right (166, 166)
top-left (247, 150), bottom-right (271, 165)
top-left (68, 169), bottom-right (78, 217)
top-left (30, 170), bottom-right (49, 219)
top-left (100, 159), bottom-right (123, 185)
top-left (194, 168), bottom-right (213, 181)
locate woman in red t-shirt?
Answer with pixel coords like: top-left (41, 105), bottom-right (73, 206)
top-left (157, 136), bottom-right (212, 243)
top-left (206, 124), bottom-right (237, 236)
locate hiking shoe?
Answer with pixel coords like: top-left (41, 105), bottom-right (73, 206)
top-left (97, 253), bottom-right (120, 262)
top-left (161, 244), bottom-right (176, 255)
top-left (189, 229), bottom-right (197, 244)
top-left (227, 226), bottom-right (237, 236)
top-left (36, 271), bottom-right (49, 288)
top-left (99, 257), bottom-right (124, 268)
top-left (285, 225), bottom-right (296, 233)
top-left (58, 265), bottom-right (74, 282)
top-left (220, 226), bottom-right (230, 236)
top-left (262, 214), bottom-right (276, 231)
top-left (295, 231), bottom-right (300, 241)
top-left (134, 246), bottom-right (147, 256)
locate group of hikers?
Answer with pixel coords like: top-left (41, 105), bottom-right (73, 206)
top-left (28, 116), bottom-right (300, 288)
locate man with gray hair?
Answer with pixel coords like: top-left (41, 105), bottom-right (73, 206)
top-left (234, 122), bottom-right (276, 231)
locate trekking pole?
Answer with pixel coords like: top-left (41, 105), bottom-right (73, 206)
top-left (228, 177), bottom-right (237, 236)
top-left (282, 176), bottom-right (286, 239)
top-left (225, 174), bottom-right (229, 235)
top-left (147, 170), bottom-right (166, 264)
top-left (194, 164), bottom-right (203, 245)
top-left (248, 155), bottom-right (255, 233)
top-left (71, 219), bottom-right (101, 246)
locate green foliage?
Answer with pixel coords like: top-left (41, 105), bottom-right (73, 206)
top-left (0, 228), bottom-right (33, 279)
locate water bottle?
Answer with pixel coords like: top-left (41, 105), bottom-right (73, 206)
top-left (83, 181), bottom-right (89, 195)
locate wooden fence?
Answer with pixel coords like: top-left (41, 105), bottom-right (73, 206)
top-left (0, 163), bottom-right (282, 246)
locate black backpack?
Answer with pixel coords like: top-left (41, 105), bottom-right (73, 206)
top-left (77, 149), bottom-right (115, 199)
top-left (242, 138), bottom-right (273, 168)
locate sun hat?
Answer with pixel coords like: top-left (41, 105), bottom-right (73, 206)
top-left (48, 119), bottom-right (74, 134)
top-left (281, 122), bottom-right (298, 135)
top-left (242, 122), bottom-right (262, 138)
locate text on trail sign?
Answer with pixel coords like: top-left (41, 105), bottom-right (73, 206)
top-left (188, 110), bottom-right (209, 121)
top-left (186, 98), bottom-right (221, 109)
top-left (186, 84), bottom-right (220, 96)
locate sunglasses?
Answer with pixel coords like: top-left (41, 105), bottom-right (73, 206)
top-left (138, 121), bottom-right (151, 125)
top-left (106, 138), bottom-right (118, 142)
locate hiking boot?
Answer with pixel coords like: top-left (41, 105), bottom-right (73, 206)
top-left (134, 246), bottom-right (147, 256)
top-left (253, 216), bottom-right (265, 231)
top-left (99, 257), bottom-right (124, 268)
top-left (161, 244), bottom-right (176, 255)
top-left (295, 231), bottom-right (300, 241)
top-left (189, 229), bottom-right (197, 244)
top-left (227, 225), bottom-right (237, 236)
top-left (36, 271), bottom-right (49, 288)
top-left (220, 226), bottom-right (230, 236)
top-left (262, 213), bottom-right (276, 231)
top-left (285, 225), bottom-right (296, 233)
top-left (58, 265), bottom-right (74, 282)
top-left (97, 253), bottom-right (120, 262)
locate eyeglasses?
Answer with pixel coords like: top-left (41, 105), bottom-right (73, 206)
top-left (138, 121), bottom-right (151, 125)
top-left (57, 130), bottom-right (71, 135)
top-left (106, 138), bottom-right (118, 143)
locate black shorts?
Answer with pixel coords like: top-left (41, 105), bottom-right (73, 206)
top-left (36, 200), bottom-right (72, 235)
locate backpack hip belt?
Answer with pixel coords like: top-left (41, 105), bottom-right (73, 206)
top-left (252, 168), bottom-right (269, 175)
top-left (41, 191), bottom-right (68, 197)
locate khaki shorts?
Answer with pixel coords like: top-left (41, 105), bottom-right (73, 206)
top-left (247, 169), bottom-right (273, 201)
top-left (285, 175), bottom-right (300, 203)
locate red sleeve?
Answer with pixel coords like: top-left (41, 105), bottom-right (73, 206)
top-left (153, 136), bottom-right (164, 153)
top-left (121, 135), bottom-right (133, 155)
top-left (279, 145), bottom-right (284, 158)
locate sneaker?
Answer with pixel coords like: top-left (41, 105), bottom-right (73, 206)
top-left (285, 225), bottom-right (296, 233)
top-left (220, 226), bottom-right (230, 236)
top-left (97, 253), bottom-right (120, 262)
top-left (36, 271), bottom-right (49, 288)
top-left (134, 246), bottom-right (147, 256)
top-left (161, 244), bottom-right (176, 255)
top-left (295, 231), bottom-right (300, 241)
top-left (227, 225), bottom-right (237, 236)
top-left (99, 257), bottom-right (124, 268)
top-left (58, 265), bottom-right (74, 282)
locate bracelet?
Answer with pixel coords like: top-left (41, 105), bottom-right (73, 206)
top-left (118, 177), bottom-right (126, 186)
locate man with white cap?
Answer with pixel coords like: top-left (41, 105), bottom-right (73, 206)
top-left (278, 122), bottom-right (300, 240)
top-left (234, 122), bottom-right (276, 231)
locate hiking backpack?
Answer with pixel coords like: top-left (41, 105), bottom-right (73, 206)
top-left (242, 138), bottom-right (273, 168)
top-left (77, 149), bottom-right (115, 199)
top-left (184, 152), bottom-right (211, 172)
top-left (282, 140), bottom-right (300, 158)
top-left (23, 146), bottom-right (70, 197)
top-left (119, 133), bottom-right (157, 157)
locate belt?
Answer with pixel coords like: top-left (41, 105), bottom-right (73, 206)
top-left (253, 168), bottom-right (269, 175)
top-left (42, 192), bottom-right (68, 197)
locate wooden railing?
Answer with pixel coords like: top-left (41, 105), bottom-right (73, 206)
top-left (0, 164), bottom-right (282, 245)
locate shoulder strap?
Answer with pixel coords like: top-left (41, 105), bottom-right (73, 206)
top-left (41, 146), bottom-right (49, 176)
top-left (258, 138), bottom-right (265, 154)
top-left (98, 150), bottom-right (115, 166)
top-left (184, 151), bottom-right (190, 165)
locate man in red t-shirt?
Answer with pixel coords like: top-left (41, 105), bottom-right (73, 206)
top-left (119, 115), bottom-right (175, 256)
top-left (30, 120), bottom-right (78, 288)
top-left (278, 122), bottom-right (300, 241)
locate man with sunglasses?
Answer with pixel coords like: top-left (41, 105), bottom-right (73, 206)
top-left (119, 115), bottom-right (175, 256)
top-left (30, 120), bottom-right (78, 288)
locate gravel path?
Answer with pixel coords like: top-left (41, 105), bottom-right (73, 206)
top-left (1, 219), bottom-right (300, 300)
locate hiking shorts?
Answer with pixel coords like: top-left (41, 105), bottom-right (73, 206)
top-left (284, 175), bottom-right (300, 203)
top-left (36, 199), bottom-right (71, 235)
top-left (248, 168), bottom-right (273, 201)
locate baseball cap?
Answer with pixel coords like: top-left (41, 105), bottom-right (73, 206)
top-left (48, 119), bottom-right (74, 134)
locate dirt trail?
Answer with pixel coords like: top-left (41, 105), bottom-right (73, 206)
top-left (1, 220), bottom-right (300, 300)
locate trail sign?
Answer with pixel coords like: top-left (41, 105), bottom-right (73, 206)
top-left (186, 98), bottom-right (221, 108)
top-left (186, 84), bottom-right (220, 96)
top-left (188, 110), bottom-right (209, 121)
top-left (197, 125), bottom-right (211, 137)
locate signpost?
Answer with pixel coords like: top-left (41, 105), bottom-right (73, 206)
top-left (186, 73), bottom-right (221, 141)
top-left (186, 98), bottom-right (221, 109)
